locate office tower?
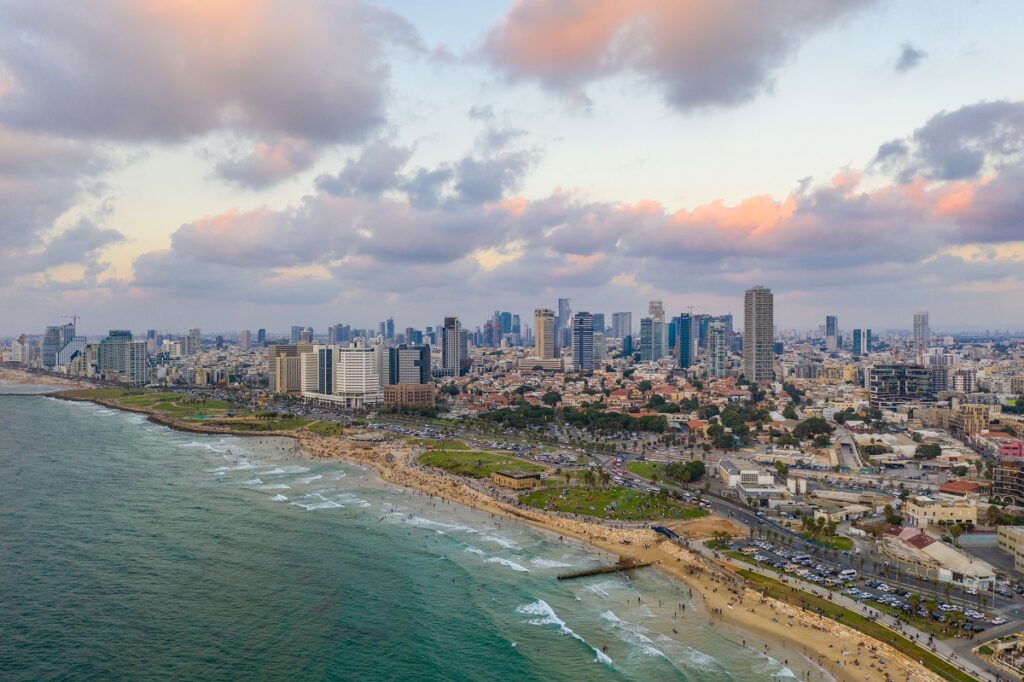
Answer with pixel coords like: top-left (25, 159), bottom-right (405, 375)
top-left (869, 364), bottom-right (933, 409)
top-left (290, 325), bottom-right (303, 343)
top-left (743, 285), bottom-right (774, 382)
top-left (623, 335), bottom-right (634, 356)
top-left (825, 315), bottom-right (838, 351)
top-left (611, 312), bottom-right (632, 339)
top-left (498, 311), bottom-right (513, 334)
top-left (707, 320), bottom-right (727, 378)
top-left (571, 312), bottom-right (594, 371)
top-left (676, 313), bottom-right (694, 368)
top-left (695, 314), bottom-right (711, 349)
top-left (184, 327), bottom-right (200, 355)
top-left (639, 317), bottom-right (663, 361)
top-left (648, 300), bottom-right (667, 354)
top-left (852, 329), bottom-right (872, 356)
top-left (913, 311), bottom-right (929, 353)
top-left (511, 314), bottom-right (521, 336)
top-left (238, 330), bottom-right (251, 350)
top-left (97, 330), bottom-right (148, 386)
top-left (716, 314), bottom-right (734, 336)
top-left (557, 298), bottom-right (572, 348)
top-left (384, 317), bottom-right (395, 341)
top-left (667, 316), bottom-right (678, 352)
top-left (55, 336), bottom-right (87, 367)
top-left (299, 327), bottom-right (312, 344)
top-left (441, 317), bottom-right (463, 376)
top-left (300, 345), bottom-right (335, 395)
top-left (257, 328), bottom-right (266, 346)
top-left (387, 345), bottom-right (430, 385)
top-left (594, 332), bottom-right (605, 363)
top-left (592, 313), bottom-right (605, 336)
top-left (42, 322), bottom-right (75, 368)
top-left (534, 309), bottom-right (556, 360)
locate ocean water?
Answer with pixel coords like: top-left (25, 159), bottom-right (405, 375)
top-left (0, 392), bottom-right (813, 680)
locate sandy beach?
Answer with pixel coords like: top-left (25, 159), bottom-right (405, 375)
top-left (0, 367), bottom-right (88, 389)
top-left (33, 376), bottom-right (945, 682)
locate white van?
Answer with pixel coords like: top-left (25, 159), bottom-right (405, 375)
top-left (838, 569), bottom-right (858, 581)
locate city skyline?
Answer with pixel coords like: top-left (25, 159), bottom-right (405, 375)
top-left (2, 1), bottom-right (1024, 333)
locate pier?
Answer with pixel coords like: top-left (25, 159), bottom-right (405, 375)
top-left (556, 561), bottom-right (654, 580)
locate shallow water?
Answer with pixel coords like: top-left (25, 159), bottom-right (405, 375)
top-left (0, 394), bottom-right (817, 680)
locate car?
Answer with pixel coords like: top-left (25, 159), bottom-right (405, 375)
top-left (991, 616), bottom-right (1008, 625)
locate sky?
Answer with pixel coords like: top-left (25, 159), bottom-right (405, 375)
top-left (2, 0), bottom-right (1024, 336)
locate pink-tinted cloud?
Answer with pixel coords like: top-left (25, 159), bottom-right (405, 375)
top-left (216, 137), bottom-right (317, 189)
top-left (484, 0), bottom-right (872, 109)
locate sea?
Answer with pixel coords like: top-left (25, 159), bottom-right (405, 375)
top-left (0, 388), bottom-right (820, 681)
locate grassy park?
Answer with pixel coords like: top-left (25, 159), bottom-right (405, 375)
top-left (520, 485), bottom-right (707, 521)
top-left (417, 449), bottom-right (545, 478)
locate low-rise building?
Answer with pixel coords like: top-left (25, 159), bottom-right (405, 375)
top-left (490, 470), bottom-right (542, 490)
top-left (997, 526), bottom-right (1024, 576)
top-left (901, 495), bottom-right (977, 528)
top-left (383, 383), bottom-right (436, 409)
top-left (718, 460), bottom-right (774, 487)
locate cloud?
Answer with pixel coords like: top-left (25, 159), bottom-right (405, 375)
top-left (873, 100), bottom-right (1024, 180)
top-left (894, 43), bottom-right (928, 73)
top-left (0, 0), bottom-right (420, 143)
top-left (215, 137), bottom-right (318, 189)
top-left (483, 0), bottom-right (873, 110)
top-left (315, 141), bottom-right (415, 197)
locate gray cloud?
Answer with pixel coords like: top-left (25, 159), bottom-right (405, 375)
top-left (483, 0), bottom-right (874, 111)
top-left (894, 43), bottom-right (928, 73)
top-left (315, 141), bottom-right (415, 197)
top-left (0, 1), bottom-right (419, 144)
top-left (216, 138), bottom-right (318, 189)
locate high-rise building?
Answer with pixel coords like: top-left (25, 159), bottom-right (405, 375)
top-left (696, 314), bottom-right (711, 350)
top-left (707, 320), bottom-right (727, 378)
top-left (825, 315), bottom-right (839, 351)
top-left (387, 345), bottom-right (430, 385)
top-left (594, 332), bottom-right (606, 364)
top-left (385, 317), bottom-right (395, 341)
top-left (743, 285), bottom-right (774, 382)
top-left (299, 327), bottom-right (313, 344)
top-left (611, 312), bottom-right (632, 339)
top-left (913, 311), bottom-right (930, 354)
top-left (267, 343), bottom-right (314, 393)
top-left (534, 309), bottom-right (556, 360)
top-left (676, 313), bottom-right (694, 368)
top-left (557, 298), bottom-right (572, 349)
top-left (42, 323), bottom-right (75, 368)
top-left (290, 325), bottom-right (303, 343)
top-left (97, 330), bottom-right (148, 386)
top-left (441, 317), bottom-right (463, 376)
top-left (335, 344), bottom-right (383, 408)
top-left (639, 317), bottom-right (664, 362)
top-left (852, 329), bottom-right (872, 356)
top-left (257, 328), bottom-right (266, 346)
top-left (571, 312), bottom-right (594, 372)
top-left (239, 330), bottom-right (252, 350)
top-left (592, 313), bottom-right (605, 336)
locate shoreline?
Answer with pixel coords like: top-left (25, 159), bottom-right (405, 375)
top-left (38, 383), bottom-right (944, 682)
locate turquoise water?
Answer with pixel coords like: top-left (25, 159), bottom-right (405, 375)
top-left (0, 392), bottom-right (811, 680)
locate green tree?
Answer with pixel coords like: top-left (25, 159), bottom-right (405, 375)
top-left (782, 405), bottom-right (798, 420)
top-left (542, 390), bottom-right (561, 406)
top-left (914, 443), bottom-right (942, 459)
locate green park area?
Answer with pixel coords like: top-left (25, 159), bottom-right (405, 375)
top-left (798, 531), bottom-right (854, 551)
top-left (626, 460), bottom-right (664, 480)
top-left (736, 570), bottom-right (975, 682)
top-left (519, 485), bottom-right (707, 521)
top-left (417, 449), bottom-right (545, 478)
top-left (407, 438), bottom-right (470, 449)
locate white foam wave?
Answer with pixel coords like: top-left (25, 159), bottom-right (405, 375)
top-left (335, 493), bottom-right (371, 508)
top-left (258, 467), bottom-right (287, 475)
top-left (403, 517), bottom-right (479, 533)
top-left (529, 558), bottom-right (572, 569)
top-left (463, 545), bottom-right (486, 555)
top-left (297, 474), bottom-right (323, 484)
top-left (517, 600), bottom-right (612, 666)
top-left (486, 557), bottom-right (530, 572)
top-left (244, 478), bottom-right (263, 485)
top-left (259, 484), bottom-right (290, 490)
top-left (481, 534), bottom-right (519, 549)
top-left (278, 465), bottom-right (310, 474)
top-left (272, 494), bottom-right (288, 501)
top-left (291, 500), bottom-right (343, 510)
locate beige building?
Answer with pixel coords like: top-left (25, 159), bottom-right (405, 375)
top-left (267, 343), bottom-right (312, 393)
top-left (901, 495), bottom-right (977, 528)
top-left (519, 308), bottom-right (562, 370)
top-left (490, 470), bottom-right (542, 490)
top-left (952, 403), bottom-right (992, 437)
top-left (997, 526), bottom-right (1024, 575)
top-left (384, 383), bottom-right (436, 409)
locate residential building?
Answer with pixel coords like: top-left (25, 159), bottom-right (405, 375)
top-left (852, 328), bottom-right (872, 356)
top-left (267, 343), bottom-right (313, 393)
top-left (997, 526), bottom-right (1024, 575)
top-left (383, 383), bottom-right (436, 409)
top-left (387, 344), bottom-right (430, 385)
top-left (868, 364), bottom-right (933, 409)
top-left (639, 316), bottom-right (663, 362)
top-left (743, 285), bottom-right (774, 382)
top-left (913, 311), bottom-right (929, 354)
top-left (239, 330), bottom-right (251, 350)
top-left (825, 315), bottom-right (838, 351)
top-left (901, 495), bottom-right (978, 528)
top-left (441, 317), bottom-right (464, 376)
top-left (335, 344), bottom-right (383, 408)
top-left (676, 313), bottom-right (694, 369)
top-left (993, 456), bottom-right (1024, 505)
top-left (97, 330), bottom-right (148, 386)
top-left (707, 320), bottom-right (727, 377)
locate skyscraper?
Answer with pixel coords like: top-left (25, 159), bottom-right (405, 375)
top-left (571, 312), bottom-right (594, 372)
top-left (639, 317), bottom-right (663, 361)
top-left (534, 308), bottom-right (556, 360)
top-left (239, 330), bottom-right (251, 350)
top-left (611, 312), bottom-right (632, 339)
top-left (42, 322), bottom-right (75, 368)
top-left (290, 325), bottom-right (303, 343)
top-left (913, 311), bottom-right (930, 354)
top-left (257, 328), bottom-right (266, 346)
top-left (592, 313), bottom-right (605, 336)
top-left (743, 285), bottom-right (774, 382)
top-left (557, 298), bottom-right (572, 349)
top-left (707, 320), bottom-right (727, 378)
top-left (441, 317), bottom-right (463, 376)
top-left (825, 315), bottom-right (838, 351)
top-left (188, 328), bottom-right (201, 355)
top-left (385, 317), bottom-right (395, 341)
top-left (98, 330), bottom-right (148, 386)
top-left (852, 329), bottom-right (872, 356)
top-left (676, 313), bottom-right (694, 368)
top-left (387, 344), bottom-right (430, 385)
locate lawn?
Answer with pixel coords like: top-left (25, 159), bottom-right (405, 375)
top-left (305, 421), bottom-right (345, 437)
top-left (417, 450), bottom-right (545, 478)
top-left (409, 438), bottom-right (470, 450)
top-left (626, 460), bottom-right (665, 480)
top-left (216, 416), bottom-right (313, 432)
top-left (519, 486), bottom-right (707, 521)
top-left (799, 532), bottom-right (854, 551)
top-left (736, 570), bottom-right (976, 682)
